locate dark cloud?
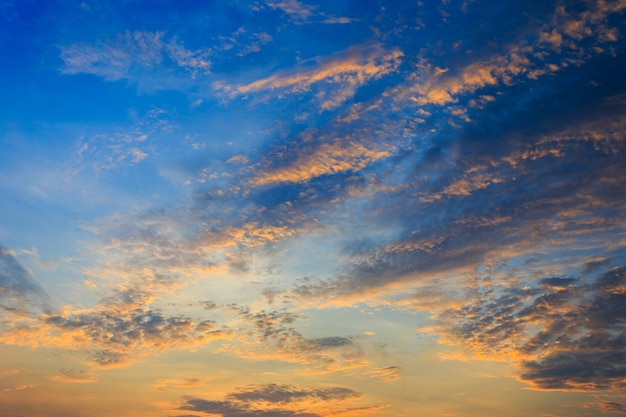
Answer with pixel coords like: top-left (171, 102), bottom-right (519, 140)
top-left (236, 307), bottom-right (300, 343)
top-left (227, 383), bottom-right (360, 404)
top-left (37, 307), bottom-right (231, 368)
top-left (215, 306), bottom-right (365, 372)
top-left (303, 336), bottom-right (353, 349)
top-left (291, 94), bottom-right (626, 298)
top-left (0, 245), bottom-right (48, 314)
top-left (50, 368), bottom-right (97, 384)
top-left (179, 382), bottom-right (361, 417)
top-left (518, 268), bottom-right (626, 391)
top-left (231, 306), bottom-right (365, 372)
top-left (426, 267), bottom-right (626, 393)
top-left (582, 258), bottom-right (615, 275)
top-left (538, 277), bottom-right (578, 289)
top-left (586, 401), bottom-right (626, 415)
top-left (179, 398), bottom-right (320, 417)
top-left (254, 5), bottom-right (626, 307)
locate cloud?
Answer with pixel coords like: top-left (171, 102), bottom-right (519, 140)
top-left (216, 307), bottom-right (366, 374)
top-left (250, 140), bottom-right (392, 186)
top-left (286, 101), bottom-right (626, 299)
top-left (153, 377), bottom-right (208, 391)
top-left (0, 245), bottom-right (48, 314)
top-left (227, 383), bottom-right (360, 404)
top-left (1, 384), bottom-right (35, 393)
top-left (179, 398), bottom-right (320, 417)
top-left (254, 58), bottom-right (626, 393)
top-left (213, 27), bottom-right (273, 58)
top-left (215, 44), bottom-right (402, 110)
top-left (585, 401), bottom-right (626, 415)
top-left (384, 0), bottom-right (626, 114)
top-left (406, 52), bottom-right (531, 106)
top-left (0, 369), bottom-right (19, 377)
top-left (73, 130), bottom-right (151, 172)
top-left (415, 266), bottom-right (626, 394)
top-left (266, 0), bottom-right (315, 21)
top-left (16, 2), bottom-right (624, 409)
top-left (178, 382), bottom-right (365, 417)
top-left (60, 31), bottom-right (211, 90)
top-left (515, 267), bottom-right (626, 392)
top-left (2, 303), bottom-right (232, 368)
top-left (320, 17), bottom-right (359, 24)
top-left (364, 366), bottom-right (401, 383)
top-left (50, 369), bottom-right (98, 384)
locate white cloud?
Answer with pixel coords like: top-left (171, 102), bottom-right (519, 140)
top-left (60, 31), bottom-right (211, 90)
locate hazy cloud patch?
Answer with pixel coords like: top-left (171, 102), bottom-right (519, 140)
top-left (0, 245), bottom-right (48, 314)
top-left (60, 31), bottom-right (211, 91)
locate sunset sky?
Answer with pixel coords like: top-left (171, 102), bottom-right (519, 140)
top-left (1, 1), bottom-right (626, 416)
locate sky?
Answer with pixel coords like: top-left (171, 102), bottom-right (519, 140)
top-left (1, 0), bottom-right (626, 416)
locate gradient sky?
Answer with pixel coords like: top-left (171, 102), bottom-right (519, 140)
top-left (1, 1), bottom-right (626, 416)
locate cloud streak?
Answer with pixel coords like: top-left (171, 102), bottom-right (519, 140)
top-left (215, 44), bottom-right (402, 110)
top-left (0, 245), bottom-right (48, 315)
top-left (60, 31), bottom-right (211, 90)
top-left (2, 303), bottom-right (231, 368)
top-left (178, 382), bottom-right (368, 417)
top-left (216, 306), bottom-right (367, 374)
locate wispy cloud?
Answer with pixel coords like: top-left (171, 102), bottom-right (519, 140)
top-left (384, 262), bottom-right (626, 396)
top-left (60, 31), bottom-right (211, 90)
top-left (266, 0), bottom-right (315, 22)
top-left (2, 302), bottom-right (232, 368)
top-left (50, 368), bottom-right (98, 384)
top-left (383, 0), bottom-right (626, 117)
top-left (260, 0), bottom-right (358, 26)
top-left (227, 383), bottom-right (360, 404)
top-left (251, 139), bottom-right (392, 186)
top-left (153, 377), bottom-right (208, 391)
top-left (214, 44), bottom-right (402, 110)
top-left (216, 306), bottom-right (367, 374)
top-left (178, 382), bottom-right (370, 417)
top-left (0, 245), bottom-right (49, 315)
top-left (364, 366), bottom-right (401, 383)
top-left (584, 401), bottom-right (626, 415)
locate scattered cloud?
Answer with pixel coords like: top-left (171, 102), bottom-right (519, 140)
top-left (415, 266), bottom-right (626, 394)
top-left (0, 369), bottom-right (19, 377)
top-left (178, 382), bottom-right (368, 417)
top-left (266, 0), bottom-right (315, 22)
top-left (60, 31), bottom-right (211, 90)
top-left (3, 2), bottom-right (626, 415)
top-left (1, 383), bottom-right (35, 393)
top-left (585, 401), bottom-right (626, 415)
top-left (321, 17), bottom-right (359, 25)
top-left (50, 369), bottom-right (98, 384)
top-left (179, 397), bottom-right (320, 417)
top-left (2, 303), bottom-right (232, 368)
top-left (215, 44), bottom-right (402, 110)
top-left (0, 245), bottom-right (49, 315)
top-left (251, 139), bottom-right (392, 186)
top-left (154, 377), bottom-right (208, 391)
top-left (216, 306), bottom-right (367, 374)
top-left (364, 366), bottom-right (401, 383)
top-left (227, 383), bottom-right (360, 404)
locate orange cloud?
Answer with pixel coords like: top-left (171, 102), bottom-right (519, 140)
top-left (251, 140), bottom-right (392, 186)
top-left (215, 44), bottom-right (402, 110)
top-left (364, 365), bottom-right (401, 383)
top-left (1, 305), bottom-right (233, 369)
top-left (153, 377), bottom-right (208, 390)
top-left (50, 369), bottom-right (98, 384)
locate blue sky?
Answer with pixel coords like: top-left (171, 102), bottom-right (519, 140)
top-left (1, 1), bottom-right (626, 416)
